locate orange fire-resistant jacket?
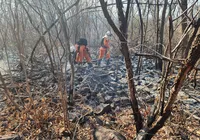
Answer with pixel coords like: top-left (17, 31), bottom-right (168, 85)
top-left (75, 44), bottom-right (91, 63)
top-left (98, 37), bottom-right (110, 60)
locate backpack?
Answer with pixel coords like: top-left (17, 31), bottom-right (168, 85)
top-left (78, 38), bottom-right (87, 46)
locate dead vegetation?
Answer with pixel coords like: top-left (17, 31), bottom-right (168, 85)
top-left (0, 58), bottom-right (199, 140)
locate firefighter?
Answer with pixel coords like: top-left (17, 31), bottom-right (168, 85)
top-left (75, 38), bottom-right (93, 68)
top-left (97, 31), bottom-right (112, 66)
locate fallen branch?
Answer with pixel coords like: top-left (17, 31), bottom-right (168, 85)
top-left (135, 53), bottom-right (183, 63)
top-left (184, 92), bottom-right (200, 103)
top-left (184, 110), bottom-right (200, 121)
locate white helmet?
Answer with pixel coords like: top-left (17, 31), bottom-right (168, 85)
top-left (105, 31), bottom-right (112, 36)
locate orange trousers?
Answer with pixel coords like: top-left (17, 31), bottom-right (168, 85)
top-left (98, 47), bottom-right (110, 60)
top-left (75, 45), bottom-right (91, 63)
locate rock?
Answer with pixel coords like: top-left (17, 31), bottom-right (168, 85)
top-left (136, 85), bottom-right (150, 95)
top-left (95, 117), bottom-right (104, 125)
top-left (110, 82), bottom-right (118, 87)
top-left (178, 90), bottom-right (188, 98)
top-left (137, 80), bottom-right (142, 85)
top-left (120, 97), bottom-right (131, 107)
top-left (110, 103), bottom-right (115, 109)
top-left (108, 70), bottom-right (115, 75)
top-left (86, 92), bottom-right (97, 100)
top-left (69, 112), bottom-right (80, 122)
top-left (98, 84), bottom-right (104, 89)
top-left (141, 80), bottom-right (147, 85)
top-left (144, 81), bottom-right (150, 86)
top-left (113, 97), bottom-right (130, 107)
top-left (152, 84), bottom-right (158, 91)
top-left (104, 95), bottom-right (113, 104)
top-left (117, 91), bottom-right (128, 97)
top-left (148, 70), bottom-right (155, 78)
top-left (105, 91), bottom-right (115, 96)
top-left (117, 85), bottom-right (123, 90)
top-left (93, 126), bottom-right (126, 140)
top-left (113, 98), bottom-right (120, 106)
top-left (77, 77), bottom-right (83, 82)
top-left (146, 83), bottom-right (153, 88)
top-left (97, 93), bottom-right (105, 103)
top-left (139, 76), bottom-right (144, 80)
top-left (79, 70), bottom-right (112, 93)
top-left (183, 98), bottom-right (197, 105)
top-left (79, 116), bottom-right (89, 125)
top-left (80, 87), bottom-right (91, 95)
top-left (109, 86), bottom-right (115, 91)
top-left (142, 95), bottom-right (155, 103)
top-left (73, 93), bottom-right (84, 103)
top-left (120, 66), bottom-right (126, 72)
top-left (94, 104), bottom-right (112, 115)
top-left (119, 78), bottom-right (127, 84)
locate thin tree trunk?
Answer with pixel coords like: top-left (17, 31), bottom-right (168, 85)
top-left (100, 0), bottom-right (143, 132)
top-left (180, 0), bottom-right (189, 58)
top-left (155, 0), bottom-right (161, 70)
top-left (158, 0), bottom-right (167, 71)
top-left (143, 0), bottom-right (150, 43)
top-left (41, 36), bottom-right (55, 76)
top-left (135, 0), bottom-right (144, 75)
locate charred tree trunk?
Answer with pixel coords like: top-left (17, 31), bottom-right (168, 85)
top-left (100, 0), bottom-right (143, 132)
top-left (155, 0), bottom-right (162, 71)
top-left (180, 0), bottom-right (189, 58)
top-left (158, 0), bottom-right (168, 70)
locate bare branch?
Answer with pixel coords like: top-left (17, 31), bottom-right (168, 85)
top-left (177, 0), bottom-right (192, 21)
top-left (135, 53), bottom-right (183, 63)
top-left (27, 0), bottom-right (80, 63)
top-left (172, 0), bottom-right (198, 22)
top-left (99, 0), bottom-right (125, 41)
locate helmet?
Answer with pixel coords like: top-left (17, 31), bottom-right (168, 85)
top-left (105, 31), bottom-right (112, 36)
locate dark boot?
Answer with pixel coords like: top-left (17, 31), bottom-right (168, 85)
top-left (88, 63), bottom-right (93, 68)
top-left (106, 59), bottom-right (110, 66)
top-left (97, 59), bottom-right (102, 66)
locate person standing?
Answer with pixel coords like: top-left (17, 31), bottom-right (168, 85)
top-left (75, 38), bottom-right (93, 68)
top-left (97, 31), bottom-right (112, 66)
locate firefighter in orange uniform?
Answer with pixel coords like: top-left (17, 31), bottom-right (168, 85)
top-left (97, 31), bottom-right (112, 66)
top-left (75, 38), bottom-right (93, 68)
